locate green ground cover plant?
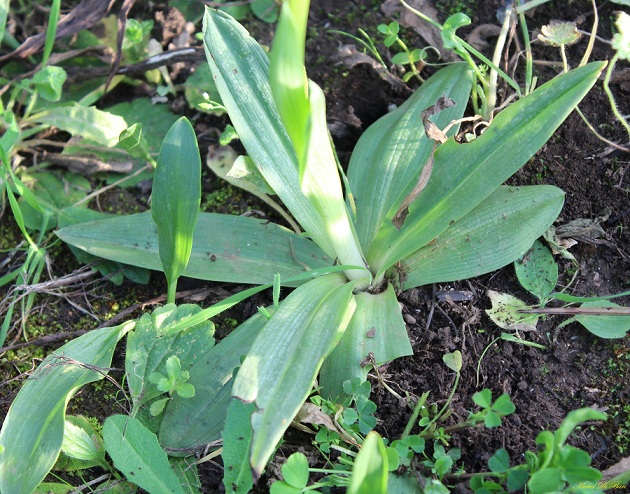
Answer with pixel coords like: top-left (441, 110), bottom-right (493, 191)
top-left (0, 0), bottom-right (619, 492)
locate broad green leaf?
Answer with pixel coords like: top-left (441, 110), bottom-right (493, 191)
top-left (572, 301), bottom-right (630, 338)
top-left (401, 186), bottom-right (564, 289)
top-left (103, 415), bottom-right (185, 494)
top-left (514, 239), bottom-right (558, 304)
top-left (32, 66), bottom-right (67, 101)
top-left (486, 290), bottom-right (540, 331)
top-left (19, 171), bottom-right (90, 231)
top-left (348, 432), bottom-right (389, 494)
top-left (125, 304), bottom-right (213, 415)
top-left (369, 62), bottom-right (605, 277)
top-left (488, 448), bottom-right (510, 473)
top-left (232, 273), bottom-right (356, 477)
top-left (222, 400), bottom-right (256, 494)
top-left (203, 8), bottom-right (334, 256)
top-left (347, 63), bottom-right (473, 255)
top-left (152, 117), bottom-right (201, 300)
top-left (0, 322), bottom-right (133, 494)
top-left (319, 283), bottom-right (412, 400)
top-left (29, 104), bottom-right (127, 147)
top-left (35, 483), bottom-right (77, 494)
top-left (58, 207), bottom-right (150, 285)
top-left (56, 212), bottom-right (332, 286)
top-left (159, 311), bottom-right (267, 449)
top-left (282, 452), bottom-right (309, 489)
top-left (61, 416), bottom-right (106, 465)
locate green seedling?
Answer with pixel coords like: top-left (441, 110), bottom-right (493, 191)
top-left (378, 21), bottom-right (428, 82)
top-left (148, 355), bottom-right (196, 416)
top-left (487, 239), bottom-right (630, 339)
top-left (471, 408), bottom-right (608, 493)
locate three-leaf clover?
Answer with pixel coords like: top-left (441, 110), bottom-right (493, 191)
top-left (148, 356), bottom-right (195, 416)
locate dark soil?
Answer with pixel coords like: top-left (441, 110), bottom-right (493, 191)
top-left (1, 0), bottom-right (629, 492)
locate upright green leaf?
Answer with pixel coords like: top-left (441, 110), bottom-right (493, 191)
top-left (348, 432), bottom-right (389, 494)
top-left (514, 239), bottom-right (558, 304)
top-left (269, 0), bottom-right (311, 173)
top-left (400, 186), bottom-right (564, 289)
top-left (152, 117), bottom-right (201, 302)
top-left (368, 62), bottom-right (605, 277)
top-left (347, 63), bottom-right (473, 254)
top-left (232, 273), bottom-right (356, 478)
top-left (203, 8), bottom-right (334, 256)
top-left (103, 415), bottom-right (185, 494)
top-left (0, 322), bottom-right (134, 494)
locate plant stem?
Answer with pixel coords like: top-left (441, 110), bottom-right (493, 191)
top-left (603, 53), bottom-right (630, 141)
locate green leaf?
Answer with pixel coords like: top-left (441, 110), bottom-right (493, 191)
top-left (572, 301), bottom-right (630, 338)
top-left (401, 184), bottom-right (564, 288)
top-left (159, 311), bottom-right (267, 449)
top-left (56, 212), bottom-right (331, 286)
top-left (514, 240), bottom-right (558, 303)
top-left (31, 104), bottom-right (128, 147)
top-left (391, 52), bottom-right (411, 65)
top-left (152, 117), bottom-right (201, 299)
top-left (347, 63), bottom-right (472, 256)
top-left (441, 13), bottom-right (471, 50)
top-left (203, 8), bottom-right (334, 256)
top-left (119, 123), bottom-right (153, 161)
top-left (484, 411), bottom-right (502, 428)
top-left (491, 394), bottom-right (515, 416)
top-left (184, 63), bottom-right (224, 115)
top-left (150, 398), bottom-right (169, 417)
top-left (232, 274), bottom-right (356, 477)
top-left (443, 351), bottom-right (462, 373)
top-left (222, 400), bottom-right (256, 494)
top-left (175, 382), bottom-right (194, 398)
top-left (527, 468), bottom-right (564, 493)
top-left (369, 62), bottom-right (605, 277)
top-left (348, 432), bottom-right (389, 494)
top-left (281, 452), bottom-right (309, 489)
top-left (125, 304), bottom-right (213, 414)
top-left (538, 21), bottom-right (581, 47)
top-left (319, 283), bottom-right (412, 399)
top-left (61, 416), bottom-right (106, 465)
top-left (32, 66), bottom-right (67, 101)
top-left (0, 322), bottom-right (133, 494)
top-left (103, 415), bottom-right (185, 494)
top-left (472, 389), bottom-right (492, 409)
top-left (488, 448), bottom-right (510, 473)
top-left (19, 171), bottom-right (90, 231)
top-left (486, 290), bottom-right (540, 332)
